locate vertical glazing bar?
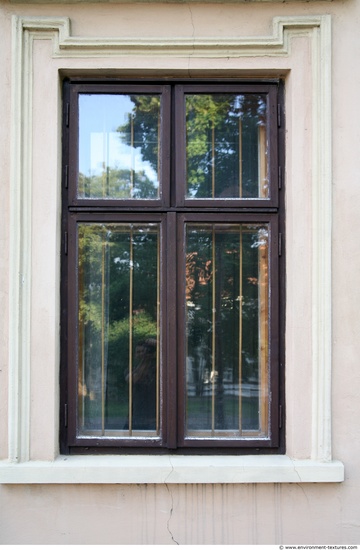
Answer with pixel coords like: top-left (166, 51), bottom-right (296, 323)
top-left (258, 125), bottom-right (267, 198)
top-left (128, 226), bottom-right (134, 434)
top-left (211, 226), bottom-right (216, 434)
top-left (259, 230), bottom-right (269, 435)
top-left (106, 131), bottom-right (110, 197)
top-left (78, 228), bottom-right (85, 429)
top-left (102, 123), bottom-right (106, 198)
top-left (130, 114), bottom-right (134, 196)
top-left (156, 226), bottom-right (160, 435)
top-left (239, 117), bottom-right (243, 198)
top-left (157, 109), bottom-right (161, 188)
top-left (238, 225), bottom-right (243, 435)
top-left (212, 122), bottom-right (215, 198)
top-left (101, 230), bottom-right (106, 435)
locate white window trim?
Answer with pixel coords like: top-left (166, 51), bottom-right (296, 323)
top-left (0, 14), bottom-right (344, 484)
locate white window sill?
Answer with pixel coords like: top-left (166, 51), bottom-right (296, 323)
top-left (0, 455), bottom-right (344, 484)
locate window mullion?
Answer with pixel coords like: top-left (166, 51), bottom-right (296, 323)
top-left (165, 211), bottom-right (178, 448)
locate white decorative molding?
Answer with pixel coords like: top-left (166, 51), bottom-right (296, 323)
top-left (5, 13), bottom-right (336, 480)
top-left (310, 20), bottom-right (332, 462)
top-left (12, 15), bottom-right (330, 58)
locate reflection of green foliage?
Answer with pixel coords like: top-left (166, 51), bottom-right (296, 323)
top-left (186, 94), bottom-right (266, 198)
top-left (118, 93), bottom-right (266, 199)
top-left (79, 166), bottom-right (157, 199)
top-left (78, 94), bottom-right (161, 200)
top-left (186, 95), bottom-right (235, 197)
top-left (78, 223), bottom-right (159, 427)
top-left (118, 96), bottom-right (160, 172)
top-left (109, 311), bottom-right (157, 355)
top-left (107, 311), bottom-right (157, 395)
top-left (79, 223), bottom-right (158, 329)
top-left (186, 226), bottom-right (267, 390)
top-left (115, 95), bottom-right (160, 197)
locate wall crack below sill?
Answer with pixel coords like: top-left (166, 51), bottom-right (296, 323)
top-left (164, 457), bottom-right (179, 545)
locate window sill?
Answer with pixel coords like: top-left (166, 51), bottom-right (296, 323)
top-left (0, 455), bottom-right (344, 484)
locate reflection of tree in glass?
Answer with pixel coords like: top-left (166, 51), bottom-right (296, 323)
top-left (78, 95), bottom-right (161, 199)
top-left (78, 224), bottom-right (158, 430)
top-left (118, 96), bottom-right (160, 176)
top-left (186, 94), bottom-right (266, 198)
top-left (78, 166), bottom-right (157, 199)
top-left (118, 93), bottom-right (266, 200)
top-left (185, 226), bottom-right (268, 430)
top-left (185, 224), bottom-right (268, 430)
top-left (116, 95), bottom-right (160, 198)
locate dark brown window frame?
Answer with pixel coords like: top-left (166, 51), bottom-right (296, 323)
top-left (60, 78), bottom-right (285, 455)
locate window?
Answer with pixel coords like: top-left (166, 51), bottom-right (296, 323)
top-left (61, 79), bottom-right (284, 454)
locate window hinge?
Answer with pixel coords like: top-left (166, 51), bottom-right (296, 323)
top-left (65, 165), bottom-right (69, 189)
top-left (64, 404), bottom-right (68, 428)
top-left (279, 404), bottom-right (283, 429)
top-left (64, 231), bottom-right (68, 255)
top-left (278, 233), bottom-right (282, 256)
top-left (65, 103), bottom-right (70, 127)
top-left (277, 103), bottom-right (281, 127)
top-left (278, 166), bottom-right (282, 189)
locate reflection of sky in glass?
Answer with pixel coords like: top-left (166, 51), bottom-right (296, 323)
top-left (79, 94), bottom-right (158, 184)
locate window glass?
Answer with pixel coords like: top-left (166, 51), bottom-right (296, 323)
top-left (185, 94), bottom-right (268, 199)
top-left (78, 94), bottom-right (161, 199)
top-left (185, 223), bottom-right (269, 438)
top-left (77, 222), bottom-right (160, 437)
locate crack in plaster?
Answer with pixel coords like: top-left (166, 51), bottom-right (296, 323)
top-left (187, 3), bottom-right (196, 76)
top-left (295, 482), bottom-right (311, 509)
top-left (164, 457), bottom-right (179, 545)
top-left (293, 463), bottom-right (303, 483)
top-left (188, 4), bottom-right (195, 40)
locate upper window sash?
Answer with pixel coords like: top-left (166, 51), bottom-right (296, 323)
top-left (67, 83), bottom-right (171, 208)
top-left (66, 82), bottom-right (279, 210)
top-left (175, 84), bottom-right (279, 209)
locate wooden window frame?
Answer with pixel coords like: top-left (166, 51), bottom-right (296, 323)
top-left (60, 78), bottom-right (285, 455)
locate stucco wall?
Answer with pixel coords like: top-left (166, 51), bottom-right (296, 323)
top-left (0, 0), bottom-right (359, 544)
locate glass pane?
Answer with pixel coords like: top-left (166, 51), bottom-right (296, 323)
top-left (77, 223), bottom-right (160, 437)
top-left (78, 94), bottom-right (161, 199)
top-left (185, 223), bottom-right (269, 438)
top-left (185, 94), bottom-right (268, 199)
